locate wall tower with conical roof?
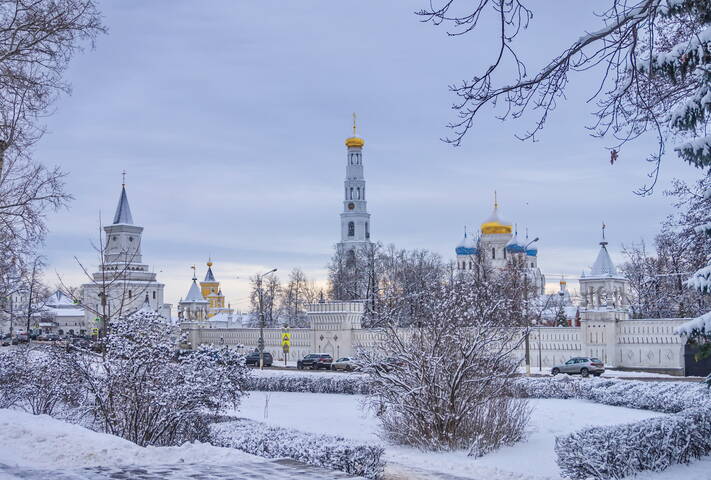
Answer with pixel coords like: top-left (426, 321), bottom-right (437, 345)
top-left (81, 177), bottom-right (171, 325)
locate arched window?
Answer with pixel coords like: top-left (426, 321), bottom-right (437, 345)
top-left (469, 261), bottom-right (473, 269)
top-left (365, 222), bottom-right (370, 239)
top-left (492, 248), bottom-right (496, 259)
top-left (356, 187), bottom-right (360, 199)
top-left (128, 290), bottom-right (132, 299)
top-left (152, 291), bottom-right (156, 299)
top-left (350, 187), bottom-right (354, 200)
top-left (348, 221), bottom-right (355, 237)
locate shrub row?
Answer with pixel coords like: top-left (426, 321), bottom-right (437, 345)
top-left (555, 407), bottom-right (711, 479)
top-left (209, 419), bottom-right (385, 479)
top-left (246, 374), bottom-right (372, 395)
top-left (512, 375), bottom-right (709, 413)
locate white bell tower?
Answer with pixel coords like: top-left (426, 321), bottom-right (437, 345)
top-left (337, 114), bottom-right (371, 257)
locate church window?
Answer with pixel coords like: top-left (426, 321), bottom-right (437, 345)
top-left (362, 186), bottom-right (365, 199)
top-left (350, 187), bottom-right (353, 200)
top-left (152, 291), bottom-right (156, 299)
top-left (469, 261), bottom-right (473, 269)
top-left (348, 221), bottom-right (355, 237)
top-left (129, 236), bottom-right (134, 242)
top-left (356, 187), bottom-right (360, 199)
top-left (112, 236), bottom-right (117, 241)
top-left (365, 222), bottom-right (370, 239)
top-left (128, 290), bottom-right (132, 299)
top-left (531, 262), bottom-right (534, 268)
top-left (492, 248), bottom-right (496, 259)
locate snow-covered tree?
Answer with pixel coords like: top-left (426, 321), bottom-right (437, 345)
top-left (66, 304), bottom-right (250, 446)
top-left (419, 0), bottom-right (709, 192)
top-left (359, 271), bottom-right (530, 456)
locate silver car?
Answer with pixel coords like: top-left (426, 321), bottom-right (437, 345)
top-left (551, 357), bottom-right (604, 377)
top-left (331, 357), bottom-right (359, 371)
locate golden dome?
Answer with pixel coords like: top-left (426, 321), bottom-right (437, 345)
top-left (207, 260), bottom-right (213, 267)
top-left (345, 112), bottom-right (364, 148)
top-left (480, 191), bottom-right (512, 235)
top-left (345, 136), bottom-right (365, 148)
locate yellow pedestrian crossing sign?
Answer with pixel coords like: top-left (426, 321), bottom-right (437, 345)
top-left (281, 333), bottom-right (291, 346)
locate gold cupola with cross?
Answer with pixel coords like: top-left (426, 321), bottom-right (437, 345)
top-left (199, 259), bottom-right (226, 317)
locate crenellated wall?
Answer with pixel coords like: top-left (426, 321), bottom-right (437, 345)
top-left (181, 301), bottom-right (691, 375)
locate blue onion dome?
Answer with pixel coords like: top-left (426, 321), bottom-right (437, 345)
top-left (526, 245), bottom-right (538, 257)
top-left (505, 233), bottom-right (525, 254)
top-left (455, 231), bottom-right (478, 255)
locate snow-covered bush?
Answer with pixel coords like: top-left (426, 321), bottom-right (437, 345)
top-left (66, 305), bottom-right (251, 446)
top-left (210, 419), bottom-right (385, 479)
top-left (0, 346), bottom-right (83, 414)
top-left (512, 376), bottom-right (709, 413)
top-left (556, 407), bottom-right (711, 480)
top-left (360, 270), bottom-right (532, 455)
top-left (247, 374), bottom-right (372, 394)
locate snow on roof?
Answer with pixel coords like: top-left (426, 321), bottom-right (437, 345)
top-left (112, 185), bottom-right (134, 225)
top-left (50, 308), bottom-right (86, 317)
top-left (184, 279), bottom-right (208, 303)
top-left (590, 243), bottom-right (618, 277)
top-left (45, 290), bottom-right (75, 307)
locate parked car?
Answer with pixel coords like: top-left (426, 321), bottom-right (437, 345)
top-left (46, 334), bottom-right (60, 342)
top-left (297, 353), bottom-right (333, 370)
top-left (37, 334), bottom-right (50, 341)
top-left (331, 357), bottom-right (359, 371)
top-left (551, 357), bottom-right (605, 377)
top-left (15, 334), bottom-right (28, 343)
top-left (245, 351), bottom-right (273, 367)
top-left (0, 339), bottom-right (10, 347)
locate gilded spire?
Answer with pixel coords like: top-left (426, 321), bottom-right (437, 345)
top-left (352, 112), bottom-right (357, 136)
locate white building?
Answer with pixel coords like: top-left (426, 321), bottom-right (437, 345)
top-left (35, 291), bottom-right (87, 335)
top-left (81, 182), bottom-right (171, 326)
top-left (337, 116), bottom-right (371, 261)
top-left (455, 195), bottom-right (546, 295)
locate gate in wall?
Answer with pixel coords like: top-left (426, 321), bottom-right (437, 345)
top-left (684, 342), bottom-right (711, 376)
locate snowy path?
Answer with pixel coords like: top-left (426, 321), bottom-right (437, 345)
top-left (237, 392), bottom-right (667, 480)
top-left (0, 459), bottom-right (363, 480)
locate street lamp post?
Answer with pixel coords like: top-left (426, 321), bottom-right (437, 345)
top-left (522, 237), bottom-right (539, 376)
top-left (257, 268), bottom-right (277, 370)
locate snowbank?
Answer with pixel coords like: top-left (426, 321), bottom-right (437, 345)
top-left (210, 418), bottom-right (385, 479)
top-left (514, 375), bottom-right (709, 413)
top-left (556, 407), bottom-right (711, 479)
top-left (0, 409), bottom-right (261, 469)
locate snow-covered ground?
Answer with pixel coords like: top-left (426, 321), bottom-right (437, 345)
top-left (236, 391), bottom-right (706, 480)
top-left (0, 409), bottom-right (263, 470)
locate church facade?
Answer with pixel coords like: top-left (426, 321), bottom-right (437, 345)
top-left (177, 261), bottom-right (235, 324)
top-left (455, 194), bottom-right (546, 295)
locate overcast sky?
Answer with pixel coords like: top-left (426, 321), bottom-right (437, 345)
top-left (36, 1), bottom-right (701, 311)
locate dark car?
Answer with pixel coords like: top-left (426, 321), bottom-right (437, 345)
top-left (297, 353), bottom-right (333, 370)
top-left (245, 351), bottom-right (273, 367)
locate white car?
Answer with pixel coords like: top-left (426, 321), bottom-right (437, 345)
top-left (331, 357), bottom-right (359, 371)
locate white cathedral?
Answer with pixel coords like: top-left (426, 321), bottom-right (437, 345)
top-left (454, 195), bottom-right (546, 296)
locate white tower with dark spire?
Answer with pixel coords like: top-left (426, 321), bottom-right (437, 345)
top-left (337, 114), bottom-right (371, 258)
top-left (81, 179), bottom-right (171, 326)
